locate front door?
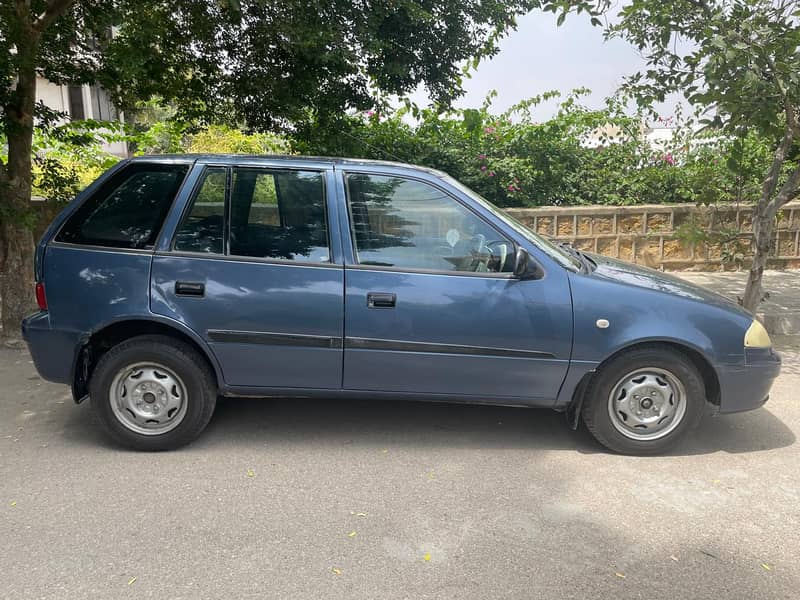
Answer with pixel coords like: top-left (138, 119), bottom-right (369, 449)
top-left (341, 172), bottom-right (573, 404)
top-left (151, 163), bottom-right (344, 389)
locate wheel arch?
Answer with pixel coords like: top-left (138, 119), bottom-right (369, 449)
top-left (72, 317), bottom-right (222, 403)
top-left (565, 339), bottom-right (721, 429)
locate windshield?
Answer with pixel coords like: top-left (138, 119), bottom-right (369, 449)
top-left (443, 176), bottom-right (582, 271)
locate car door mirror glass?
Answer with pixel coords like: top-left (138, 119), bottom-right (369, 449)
top-left (513, 247), bottom-right (542, 280)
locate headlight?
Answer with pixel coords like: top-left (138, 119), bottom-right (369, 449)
top-left (744, 319), bottom-right (772, 348)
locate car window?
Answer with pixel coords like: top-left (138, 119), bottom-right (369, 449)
top-left (345, 173), bottom-right (514, 274)
top-left (174, 166), bottom-right (330, 263)
top-left (174, 168), bottom-right (226, 254)
top-left (57, 163), bottom-right (189, 249)
top-left (229, 168), bottom-right (329, 263)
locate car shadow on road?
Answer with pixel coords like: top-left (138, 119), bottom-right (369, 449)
top-left (183, 396), bottom-right (795, 456)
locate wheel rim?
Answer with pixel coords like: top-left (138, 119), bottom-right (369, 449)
top-left (109, 362), bottom-right (188, 435)
top-left (607, 367), bottom-right (687, 441)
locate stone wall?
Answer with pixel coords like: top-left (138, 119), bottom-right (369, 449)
top-left (506, 201), bottom-right (800, 271)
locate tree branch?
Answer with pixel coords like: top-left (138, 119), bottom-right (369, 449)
top-left (772, 161), bottom-right (800, 211)
top-left (32, 0), bottom-right (76, 33)
top-left (762, 126), bottom-right (794, 205)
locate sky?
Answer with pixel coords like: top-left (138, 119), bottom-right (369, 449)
top-left (406, 11), bottom-right (685, 122)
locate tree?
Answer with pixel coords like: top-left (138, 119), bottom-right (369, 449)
top-left (2, 0), bottom-right (565, 336)
top-left (597, 0), bottom-right (800, 311)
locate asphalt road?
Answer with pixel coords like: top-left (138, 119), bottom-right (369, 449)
top-left (1, 339), bottom-right (798, 599)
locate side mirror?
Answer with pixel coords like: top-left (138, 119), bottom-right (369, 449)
top-left (513, 247), bottom-right (541, 280)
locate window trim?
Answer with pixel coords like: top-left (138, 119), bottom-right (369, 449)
top-left (54, 161), bottom-right (191, 252)
top-left (342, 170), bottom-right (517, 278)
top-left (171, 165), bottom-right (229, 255)
top-left (170, 165), bottom-right (333, 266)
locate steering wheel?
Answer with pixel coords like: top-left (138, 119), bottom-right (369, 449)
top-left (472, 240), bottom-right (509, 272)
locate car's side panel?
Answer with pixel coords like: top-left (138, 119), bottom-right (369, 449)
top-left (342, 268), bottom-right (572, 402)
top-left (567, 270), bottom-right (752, 368)
top-left (45, 244), bottom-right (154, 333)
top-left (150, 255), bottom-right (344, 389)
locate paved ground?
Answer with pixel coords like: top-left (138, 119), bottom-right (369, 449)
top-left (1, 338), bottom-right (798, 600)
top-left (678, 270), bottom-right (800, 334)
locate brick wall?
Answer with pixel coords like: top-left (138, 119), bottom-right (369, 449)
top-left (506, 201), bottom-right (800, 271)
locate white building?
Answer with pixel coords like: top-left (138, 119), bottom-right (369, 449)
top-left (36, 76), bottom-right (128, 157)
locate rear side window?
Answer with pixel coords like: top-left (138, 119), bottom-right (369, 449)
top-left (57, 163), bottom-right (189, 249)
top-left (174, 166), bottom-right (330, 263)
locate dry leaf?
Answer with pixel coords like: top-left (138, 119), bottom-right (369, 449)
top-left (381, 449), bottom-right (388, 454)
top-left (10, 501), bottom-right (17, 507)
top-left (669, 555), bottom-right (678, 562)
top-left (615, 572), bottom-right (626, 579)
top-left (127, 577), bottom-right (137, 586)
top-left (423, 553), bottom-right (431, 562)
top-left (246, 469), bottom-right (255, 478)
top-left (348, 530), bottom-right (357, 538)
top-left (331, 567), bottom-right (342, 576)
top-left (761, 563), bottom-right (772, 571)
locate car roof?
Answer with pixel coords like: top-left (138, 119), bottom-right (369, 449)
top-left (129, 154), bottom-right (450, 178)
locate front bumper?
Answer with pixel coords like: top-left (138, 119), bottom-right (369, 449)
top-left (716, 347), bottom-right (781, 414)
top-left (21, 311), bottom-right (78, 385)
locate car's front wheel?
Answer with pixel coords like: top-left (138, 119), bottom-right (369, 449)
top-left (581, 346), bottom-right (705, 455)
top-left (89, 335), bottom-right (217, 451)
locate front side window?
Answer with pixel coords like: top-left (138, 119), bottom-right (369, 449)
top-left (57, 163), bottom-right (189, 249)
top-left (173, 166), bottom-right (330, 263)
top-left (345, 173), bottom-right (514, 274)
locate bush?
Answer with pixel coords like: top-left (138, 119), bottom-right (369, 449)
top-left (295, 90), bottom-right (775, 208)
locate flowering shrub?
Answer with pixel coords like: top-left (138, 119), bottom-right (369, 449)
top-left (295, 90), bottom-right (774, 208)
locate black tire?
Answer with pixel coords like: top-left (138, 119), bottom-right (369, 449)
top-left (89, 335), bottom-right (217, 451)
top-left (581, 346), bottom-right (705, 455)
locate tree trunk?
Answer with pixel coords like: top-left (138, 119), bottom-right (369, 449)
top-left (1, 29), bottom-right (39, 338)
top-left (0, 222), bottom-right (35, 337)
top-left (741, 204), bottom-right (774, 313)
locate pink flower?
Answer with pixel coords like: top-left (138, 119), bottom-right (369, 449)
top-left (366, 110), bottom-right (375, 117)
top-left (488, 171), bottom-right (495, 177)
top-left (484, 126), bottom-right (495, 134)
top-left (477, 154), bottom-right (486, 160)
top-left (507, 184), bottom-right (519, 192)
top-left (480, 165), bottom-right (487, 171)
top-left (663, 153), bottom-right (675, 166)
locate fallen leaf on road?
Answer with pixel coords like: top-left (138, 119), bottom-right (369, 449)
top-left (10, 501), bottom-right (17, 507)
top-left (711, 479), bottom-right (721, 484)
top-left (428, 471), bottom-right (435, 480)
top-left (348, 531), bottom-right (357, 538)
top-left (669, 555), bottom-right (678, 562)
top-left (127, 577), bottom-right (137, 586)
top-left (762, 563), bottom-right (772, 571)
top-left (615, 573), bottom-right (626, 579)
top-left (350, 512), bottom-right (367, 517)
top-left (381, 449), bottom-right (388, 454)
top-left (423, 553), bottom-right (431, 562)
top-left (246, 469), bottom-right (255, 478)
top-left (331, 567), bottom-right (342, 575)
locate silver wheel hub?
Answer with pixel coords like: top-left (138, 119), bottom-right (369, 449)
top-left (607, 368), bottom-right (687, 441)
top-left (110, 363), bottom-right (188, 435)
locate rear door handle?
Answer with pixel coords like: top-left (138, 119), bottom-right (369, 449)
top-left (175, 281), bottom-right (205, 297)
top-left (367, 292), bottom-right (396, 309)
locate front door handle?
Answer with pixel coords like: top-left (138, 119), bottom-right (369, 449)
top-left (175, 281), bottom-right (205, 297)
top-left (367, 292), bottom-right (396, 309)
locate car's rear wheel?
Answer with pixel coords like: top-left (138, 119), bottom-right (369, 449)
top-left (581, 346), bottom-right (705, 455)
top-left (90, 335), bottom-right (216, 451)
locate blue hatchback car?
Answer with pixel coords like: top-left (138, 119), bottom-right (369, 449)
top-left (22, 155), bottom-right (781, 454)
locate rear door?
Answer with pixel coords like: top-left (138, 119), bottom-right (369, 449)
top-left (339, 170), bottom-right (573, 404)
top-left (151, 160), bottom-right (345, 390)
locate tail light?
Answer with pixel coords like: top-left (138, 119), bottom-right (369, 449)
top-left (35, 282), bottom-right (47, 310)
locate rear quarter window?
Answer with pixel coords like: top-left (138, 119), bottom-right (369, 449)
top-left (56, 163), bottom-right (189, 249)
